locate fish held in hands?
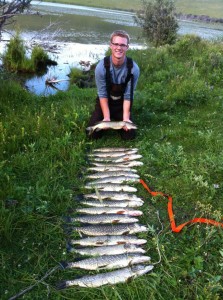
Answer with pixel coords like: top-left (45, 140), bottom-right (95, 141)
top-left (86, 121), bottom-right (137, 135)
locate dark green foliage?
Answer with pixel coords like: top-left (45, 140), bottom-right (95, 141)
top-left (135, 0), bottom-right (179, 47)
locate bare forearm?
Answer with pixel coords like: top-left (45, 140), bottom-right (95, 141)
top-left (123, 100), bottom-right (131, 122)
top-left (100, 98), bottom-right (110, 121)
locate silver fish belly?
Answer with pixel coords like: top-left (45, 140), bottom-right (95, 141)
top-left (61, 253), bottom-right (151, 270)
top-left (86, 171), bottom-right (139, 179)
top-left (78, 199), bottom-right (144, 208)
top-left (84, 183), bottom-right (137, 192)
top-left (70, 223), bottom-right (148, 236)
top-left (90, 161), bottom-right (143, 167)
top-left (76, 207), bottom-right (143, 216)
top-left (83, 191), bottom-right (143, 201)
top-left (69, 235), bottom-right (147, 246)
top-left (89, 154), bottom-right (142, 163)
top-left (86, 176), bottom-right (140, 185)
top-left (57, 265), bottom-right (154, 288)
top-left (88, 150), bottom-right (138, 158)
top-left (87, 166), bottom-right (138, 172)
top-left (66, 214), bottom-right (139, 224)
top-left (68, 243), bottom-right (146, 256)
top-left (93, 147), bottom-right (138, 152)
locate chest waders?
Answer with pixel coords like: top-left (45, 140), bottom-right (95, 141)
top-left (87, 56), bottom-right (136, 140)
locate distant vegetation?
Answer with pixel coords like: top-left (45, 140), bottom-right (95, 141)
top-left (2, 33), bottom-right (55, 73)
top-left (1, 34), bottom-right (223, 299)
top-left (43, 0), bottom-right (223, 18)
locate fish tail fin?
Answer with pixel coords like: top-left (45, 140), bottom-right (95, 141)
top-left (63, 216), bottom-right (72, 223)
top-left (56, 281), bottom-right (67, 290)
top-left (59, 261), bottom-right (69, 269)
top-left (66, 242), bottom-right (74, 253)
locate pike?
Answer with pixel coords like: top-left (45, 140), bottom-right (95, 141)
top-left (89, 154), bottom-right (142, 163)
top-left (60, 253), bottom-right (151, 271)
top-left (86, 171), bottom-right (139, 179)
top-left (65, 214), bottom-right (139, 224)
top-left (68, 223), bottom-right (148, 236)
top-left (86, 176), bottom-right (140, 185)
top-left (69, 235), bottom-right (147, 246)
top-left (78, 199), bottom-right (144, 208)
top-left (76, 207), bottom-right (143, 216)
top-left (83, 191), bottom-right (143, 201)
top-left (86, 121), bottom-right (137, 135)
top-left (84, 183), bottom-right (137, 192)
top-left (67, 243), bottom-right (146, 256)
top-left (87, 166), bottom-right (138, 172)
top-left (90, 161), bottom-right (143, 167)
top-left (88, 150), bottom-right (138, 158)
top-left (57, 265), bottom-right (154, 289)
top-left (93, 147), bottom-right (138, 152)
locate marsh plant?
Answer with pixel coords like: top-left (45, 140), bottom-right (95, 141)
top-left (2, 33), bottom-right (52, 73)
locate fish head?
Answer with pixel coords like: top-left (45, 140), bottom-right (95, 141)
top-left (131, 264), bottom-right (154, 276)
top-left (131, 255), bottom-right (151, 265)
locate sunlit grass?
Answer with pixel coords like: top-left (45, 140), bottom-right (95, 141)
top-left (1, 35), bottom-right (223, 299)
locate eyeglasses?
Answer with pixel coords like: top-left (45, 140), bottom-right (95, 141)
top-left (111, 42), bottom-right (128, 48)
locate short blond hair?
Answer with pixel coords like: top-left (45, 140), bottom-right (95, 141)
top-left (110, 30), bottom-right (130, 44)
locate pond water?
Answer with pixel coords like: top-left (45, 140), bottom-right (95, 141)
top-left (1, 1), bottom-right (223, 95)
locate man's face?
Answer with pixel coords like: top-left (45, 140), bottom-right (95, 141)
top-left (110, 36), bottom-right (129, 60)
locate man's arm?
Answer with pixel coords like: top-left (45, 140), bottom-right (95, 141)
top-left (99, 98), bottom-right (110, 121)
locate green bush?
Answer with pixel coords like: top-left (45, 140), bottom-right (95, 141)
top-left (31, 46), bottom-right (50, 69)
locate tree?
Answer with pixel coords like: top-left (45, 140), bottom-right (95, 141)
top-left (0, 0), bottom-right (32, 39)
top-left (135, 0), bottom-right (179, 47)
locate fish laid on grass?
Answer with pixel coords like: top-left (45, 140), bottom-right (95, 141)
top-left (76, 207), bottom-right (143, 216)
top-left (57, 264), bottom-right (153, 289)
top-left (86, 121), bottom-right (137, 135)
top-left (65, 214), bottom-right (139, 225)
top-left (60, 253), bottom-right (151, 270)
top-left (83, 191), bottom-right (143, 202)
top-left (67, 243), bottom-right (146, 256)
top-left (84, 183), bottom-right (137, 192)
top-left (90, 161), bottom-right (143, 167)
top-left (93, 147), bottom-right (138, 152)
top-left (86, 176), bottom-right (140, 185)
top-left (69, 235), bottom-right (147, 247)
top-left (88, 150), bottom-right (138, 158)
top-left (89, 154), bottom-right (142, 163)
top-left (86, 171), bottom-right (139, 179)
top-left (68, 223), bottom-right (148, 236)
top-left (88, 166), bottom-right (138, 172)
top-left (78, 199), bottom-right (144, 208)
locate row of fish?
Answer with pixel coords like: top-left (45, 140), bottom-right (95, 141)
top-left (57, 147), bottom-right (153, 289)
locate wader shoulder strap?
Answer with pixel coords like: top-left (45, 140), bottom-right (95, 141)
top-left (104, 56), bottom-right (111, 98)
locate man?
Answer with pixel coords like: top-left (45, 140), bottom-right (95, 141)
top-left (87, 30), bottom-right (140, 140)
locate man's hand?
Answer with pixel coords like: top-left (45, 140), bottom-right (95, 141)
top-left (123, 119), bottom-right (132, 131)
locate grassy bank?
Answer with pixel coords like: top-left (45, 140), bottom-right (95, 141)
top-left (43, 0), bottom-right (223, 18)
top-left (1, 35), bottom-right (223, 299)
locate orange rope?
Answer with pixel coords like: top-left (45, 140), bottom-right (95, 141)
top-left (140, 179), bottom-right (223, 233)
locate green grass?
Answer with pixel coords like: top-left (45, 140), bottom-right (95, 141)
top-left (1, 35), bottom-right (223, 299)
top-left (43, 0), bottom-right (223, 18)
